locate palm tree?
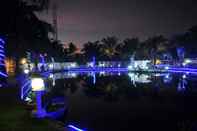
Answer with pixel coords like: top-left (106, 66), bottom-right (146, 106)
top-left (82, 41), bottom-right (101, 61)
top-left (144, 35), bottom-right (167, 65)
top-left (101, 36), bottom-right (119, 59)
top-left (68, 42), bottom-right (77, 55)
top-left (120, 38), bottom-right (140, 60)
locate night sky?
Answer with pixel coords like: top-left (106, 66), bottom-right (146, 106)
top-left (37, 0), bottom-right (197, 46)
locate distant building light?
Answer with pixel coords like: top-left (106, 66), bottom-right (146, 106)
top-left (185, 59), bottom-right (191, 64)
top-left (49, 64), bottom-right (53, 69)
top-left (49, 74), bottom-right (54, 78)
top-left (182, 62), bottom-right (187, 66)
top-left (20, 58), bottom-right (27, 65)
top-left (165, 66), bottom-right (169, 70)
top-left (182, 74), bottom-right (186, 79)
top-left (24, 69), bottom-right (29, 74)
top-left (183, 59), bottom-right (192, 66)
top-left (127, 65), bottom-right (133, 70)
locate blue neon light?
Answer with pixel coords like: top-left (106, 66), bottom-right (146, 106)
top-left (0, 53), bottom-right (5, 57)
top-left (0, 45), bottom-right (4, 49)
top-left (0, 72), bottom-right (8, 77)
top-left (0, 38), bottom-right (5, 44)
top-left (68, 125), bottom-right (86, 131)
top-left (0, 37), bottom-right (7, 80)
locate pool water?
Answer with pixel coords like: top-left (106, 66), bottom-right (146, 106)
top-left (44, 72), bottom-right (197, 131)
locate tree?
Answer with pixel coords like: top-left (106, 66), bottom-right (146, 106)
top-left (0, 0), bottom-right (59, 73)
top-left (68, 42), bottom-right (77, 55)
top-left (82, 41), bottom-right (101, 61)
top-left (101, 36), bottom-right (119, 59)
top-left (120, 38), bottom-right (140, 60)
top-left (144, 35), bottom-right (167, 64)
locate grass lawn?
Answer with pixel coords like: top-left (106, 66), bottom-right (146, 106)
top-left (0, 86), bottom-right (63, 131)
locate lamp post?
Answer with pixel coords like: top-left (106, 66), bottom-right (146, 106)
top-left (31, 77), bottom-right (46, 118)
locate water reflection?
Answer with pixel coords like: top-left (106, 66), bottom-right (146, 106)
top-left (177, 75), bottom-right (187, 91)
top-left (46, 72), bottom-right (194, 92)
top-left (44, 72), bottom-right (196, 101)
top-left (39, 72), bottom-right (197, 131)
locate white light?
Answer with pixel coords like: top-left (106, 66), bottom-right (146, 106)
top-left (134, 63), bottom-right (138, 68)
top-left (99, 63), bottom-right (105, 67)
top-left (100, 71), bottom-right (105, 75)
top-left (185, 59), bottom-right (191, 64)
top-left (70, 63), bottom-right (77, 67)
top-left (31, 78), bottom-right (45, 91)
top-left (165, 74), bottom-right (169, 79)
top-left (24, 69), bottom-right (29, 74)
top-left (165, 66), bottom-right (169, 70)
top-left (49, 74), bottom-right (54, 78)
top-left (182, 62), bottom-right (186, 66)
top-left (49, 64), bottom-right (53, 69)
top-left (127, 65), bottom-right (133, 70)
top-left (182, 74), bottom-right (186, 79)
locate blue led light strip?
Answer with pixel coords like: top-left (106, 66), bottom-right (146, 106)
top-left (0, 38), bottom-right (5, 44)
top-left (0, 72), bottom-right (8, 77)
top-left (0, 53), bottom-right (5, 57)
top-left (68, 125), bottom-right (86, 131)
top-left (0, 45), bottom-right (4, 49)
top-left (0, 37), bottom-right (7, 78)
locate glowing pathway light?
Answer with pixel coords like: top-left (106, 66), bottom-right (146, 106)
top-left (31, 78), bottom-right (45, 91)
top-left (31, 77), bottom-right (46, 118)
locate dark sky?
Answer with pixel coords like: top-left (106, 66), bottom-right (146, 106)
top-left (37, 0), bottom-right (197, 46)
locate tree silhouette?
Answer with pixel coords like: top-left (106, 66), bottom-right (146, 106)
top-left (120, 38), bottom-right (140, 60)
top-left (82, 41), bottom-right (101, 61)
top-left (101, 36), bottom-right (119, 59)
top-left (144, 35), bottom-right (167, 64)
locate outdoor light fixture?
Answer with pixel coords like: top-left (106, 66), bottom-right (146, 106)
top-left (31, 78), bottom-right (45, 91)
top-left (31, 77), bottom-right (46, 118)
